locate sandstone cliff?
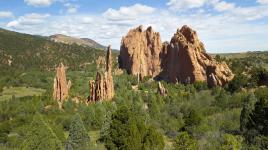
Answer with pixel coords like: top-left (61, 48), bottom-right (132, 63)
top-left (88, 46), bottom-right (114, 103)
top-left (53, 63), bottom-right (71, 108)
top-left (163, 25), bottom-right (234, 87)
top-left (119, 25), bottom-right (234, 87)
top-left (119, 26), bottom-right (162, 80)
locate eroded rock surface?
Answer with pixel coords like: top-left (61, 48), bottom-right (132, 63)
top-left (88, 46), bottom-right (114, 103)
top-left (165, 25), bottom-right (234, 86)
top-left (119, 26), bottom-right (162, 79)
top-left (119, 25), bottom-right (234, 87)
top-left (53, 63), bottom-right (71, 108)
top-left (157, 82), bottom-right (167, 96)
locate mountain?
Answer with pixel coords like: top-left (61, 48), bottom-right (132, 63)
top-left (0, 28), bottom-right (106, 71)
top-left (49, 34), bottom-right (105, 50)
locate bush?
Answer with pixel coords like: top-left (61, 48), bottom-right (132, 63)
top-left (173, 132), bottom-right (197, 150)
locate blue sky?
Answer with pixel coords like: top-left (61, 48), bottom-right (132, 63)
top-left (0, 0), bottom-right (268, 53)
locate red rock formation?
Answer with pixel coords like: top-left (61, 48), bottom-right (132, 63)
top-left (119, 26), bottom-right (162, 79)
top-left (88, 46), bottom-right (114, 103)
top-left (163, 25), bottom-right (234, 87)
top-left (157, 82), bottom-right (167, 96)
top-left (53, 63), bottom-right (71, 108)
top-left (119, 25), bottom-right (234, 87)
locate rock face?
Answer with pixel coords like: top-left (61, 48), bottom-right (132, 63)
top-left (119, 26), bottom-right (162, 80)
top-left (157, 82), bottom-right (167, 96)
top-left (53, 63), bottom-right (71, 108)
top-left (88, 46), bottom-right (114, 103)
top-left (162, 25), bottom-right (234, 87)
top-left (119, 25), bottom-right (234, 87)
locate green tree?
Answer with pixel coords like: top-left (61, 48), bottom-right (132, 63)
top-left (173, 132), bottom-right (197, 150)
top-left (241, 88), bottom-right (268, 148)
top-left (66, 113), bottom-right (90, 150)
top-left (104, 105), bottom-right (164, 150)
top-left (21, 114), bottom-right (63, 150)
top-left (240, 94), bottom-right (257, 133)
top-left (247, 88), bottom-right (268, 136)
top-left (143, 126), bottom-right (165, 150)
top-left (227, 74), bottom-right (249, 93)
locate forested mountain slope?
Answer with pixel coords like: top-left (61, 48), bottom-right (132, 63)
top-left (0, 28), bottom-right (106, 71)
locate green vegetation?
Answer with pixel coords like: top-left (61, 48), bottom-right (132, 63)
top-left (21, 114), bottom-right (63, 150)
top-left (0, 29), bottom-right (268, 149)
top-left (173, 132), bottom-right (197, 150)
top-left (0, 87), bottom-right (45, 101)
top-left (101, 105), bottom-right (164, 150)
top-left (66, 114), bottom-right (90, 150)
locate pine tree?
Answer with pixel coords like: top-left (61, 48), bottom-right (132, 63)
top-left (240, 93), bottom-right (257, 133)
top-left (143, 126), bottom-right (165, 150)
top-left (21, 114), bottom-right (63, 150)
top-left (66, 113), bottom-right (90, 150)
top-left (104, 105), bottom-right (164, 150)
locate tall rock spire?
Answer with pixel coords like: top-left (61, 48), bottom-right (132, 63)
top-left (88, 46), bottom-right (115, 104)
top-left (53, 63), bottom-right (71, 109)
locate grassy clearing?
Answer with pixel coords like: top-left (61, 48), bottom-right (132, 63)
top-left (0, 86), bottom-right (46, 101)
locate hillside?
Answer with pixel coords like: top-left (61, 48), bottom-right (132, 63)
top-left (49, 34), bottom-right (105, 50)
top-left (0, 28), bottom-right (106, 71)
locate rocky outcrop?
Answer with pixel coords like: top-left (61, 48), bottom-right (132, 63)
top-left (119, 26), bottom-right (162, 80)
top-left (163, 25), bottom-right (234, 87)
top-left (157, 82), bottom-right (167, 96)
top-left (88, 46), bottom-right (114, 103)
top-left (119, 25), bottom-right (234, 87)
top-left (53, 63), bottom-right (71, 109)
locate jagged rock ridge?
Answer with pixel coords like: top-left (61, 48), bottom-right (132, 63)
top-left (119, 26), bottom-right (163, 80)
top-left (53, 63), bottom-right (71, 108)
top-left (88, 46), bottom-right (114, 103)
top-left (119, 25), bottom-right (234, 87)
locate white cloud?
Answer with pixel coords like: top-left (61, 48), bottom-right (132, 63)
top-left (0, 11), bottom-right (14, 18)
top-left (24, 0), bottom-right (56, 7)
top-left (257, 0), bottom-right (268, 5)
top-left (64, 3), bottom-right (79, 14)
top-left (2, 3), bottom-right (268, 53)
top-left (103, 3), bottom-right (155, 21)
top-left (230, 5), bottom-right (268, 21)
top-left (212, 0), bottom-right (235, 12)
top-left (167, 0), bottom-right (208, 10)
top-left (7, 13), bottom-right (50, 28)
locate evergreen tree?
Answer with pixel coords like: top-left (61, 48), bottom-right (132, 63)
top-left (240, 94), bottom-right (257, 133)
top-left (173, 132), bottom-right (197, 150)
top-left (143, 126), bottom-right (165, 150)
top-left (66, 113), bottom-right (90, 150)
top-left (99, 111), bottom-right (112, 143)
top-left (104, 105), bottom-right (164, 150)
top-left (21, 114), bottom-right (63, 150)
top-left (240, 88), bottom-right (268, 148)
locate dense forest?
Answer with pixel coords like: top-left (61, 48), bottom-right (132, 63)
top-left (0, 29), bottom-right (268, 150)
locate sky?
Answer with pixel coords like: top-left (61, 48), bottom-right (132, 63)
top-left (0, 0), bottom-right (268, 53)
